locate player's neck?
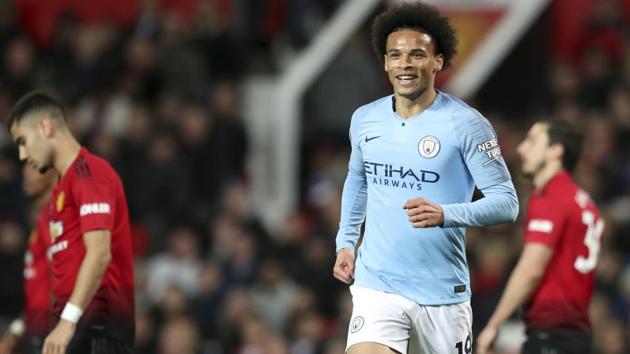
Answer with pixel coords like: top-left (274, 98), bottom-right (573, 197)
top-left (394, 88), bottom-right (437, 119)
top-left (53, 132), bottom-right (82, 177)
top-left (533, 163), bottom-right (563, 189)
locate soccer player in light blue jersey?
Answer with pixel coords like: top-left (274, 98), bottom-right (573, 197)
top-left (333, 3), bottom-right (519, 354)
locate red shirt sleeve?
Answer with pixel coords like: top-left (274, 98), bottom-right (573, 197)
top-left (524, 194), bottom-right (566, 249)
top-left (72, 175), bottom-right (115, 233)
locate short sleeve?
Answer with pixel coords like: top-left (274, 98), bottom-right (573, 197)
top-left (524, 195), bottom-right (566, 249)
top-left (72, 175), bottom-right (115, 234)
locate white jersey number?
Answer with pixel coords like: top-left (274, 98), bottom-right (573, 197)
top-left (574, 210), bottom-right (604, 274)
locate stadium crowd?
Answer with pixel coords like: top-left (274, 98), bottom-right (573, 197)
top-left (0, 0), bottom-right (628, 353)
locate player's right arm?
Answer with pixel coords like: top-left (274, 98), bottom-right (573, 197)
top-left (477, 195), bottom-right (564, 354)
top-left (476, 243), bottom-right (553, 354)
top-left (334, 109), bottom-right (368, 284)
top-left (43, 229), bottom-right (111, 354)
top-left (67, 229), bottom-right (112, 310)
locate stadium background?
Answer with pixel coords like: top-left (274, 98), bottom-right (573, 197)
top-left (0, 0), bottom-right (629, 353)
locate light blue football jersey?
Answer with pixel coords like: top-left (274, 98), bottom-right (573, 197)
top-left (336, 91), bottom-right (518, 305)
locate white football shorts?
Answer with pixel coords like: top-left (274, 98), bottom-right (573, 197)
top-left (346, 285), bottom-right (473, 354)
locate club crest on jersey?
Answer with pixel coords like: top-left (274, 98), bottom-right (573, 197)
top-left (49, 221), bottom-right (64, 241)
top-left (418, 136), bottom-right (440, 158)
top-left (350, 316), bottom-right (364, 333)
top-left (56, 191), bottom-right (65, 212)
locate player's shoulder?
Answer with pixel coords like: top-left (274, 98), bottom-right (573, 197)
top-left (529, 174), bottom-right (580, 210)
top-left (439, 91), bottom-right (488, 125)
top-left (555, 174), bottom-right (601, 213)
top-left (351, 95), bottom-right (392, 123)
top-left (526, 192), bottom-right (569, 224)
top-left (69, 149), bottom-right (117, 181)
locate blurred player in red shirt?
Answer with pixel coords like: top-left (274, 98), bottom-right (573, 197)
top-left (7, 92), bottom-right (135, 354)
top-left (0, 164), bottom-right (54, 354)
top-left (477, 120), bottom-right (602, 354)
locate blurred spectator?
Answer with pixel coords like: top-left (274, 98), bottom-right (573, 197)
top-left (135, 308), bottom-right (158, 354)
top-left (304, 33), bottom-right (388, 137)
top-left (249, 258), bottom-right (299, 334)
top-left (192, 261), bottom-right (225, 339)
top-left (221, 227), bottom-right (259, 289)
top-left (207, 81), bottom-right (248, 184)
top-left (289, 310), bottom-right (324, 354)
top-left (74, 85), bottom-right (133, 140)
top-left (0, 220), bottom-right (25, 321)
top-left (146, 226), bottom-right (202, 303)
top-left (0, 147), bottom-right (27, 225)
top-left (1, 35), bottom-right (36, 98)
top-left (135, 131), bottom-right (190, 247)
top-left (159, 316), bottom-right (201, 354)
top-left (122, 35), bottom-right (163, 102)
top-left (290, 237), bottom-right (341, 317)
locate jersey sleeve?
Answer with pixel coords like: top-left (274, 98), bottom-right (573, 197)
top-left (335, 108), bottom-right (368, 252)
top-left (441, 110), bottom-right (518, 227)
top-left (442, 180), bottom-right (518, 227)
top-left (524, 195), bottom-right (566, 249)
top-left (71, 174), bottom-right (116, 234)
top-left (455, 112), bottom-right (511, 189)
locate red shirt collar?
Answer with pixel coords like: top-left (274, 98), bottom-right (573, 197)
top-left (535, 170), bottom-right (571, 195)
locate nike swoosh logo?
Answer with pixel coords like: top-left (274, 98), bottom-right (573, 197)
top-left (365, 135), bottom-right (381, 143)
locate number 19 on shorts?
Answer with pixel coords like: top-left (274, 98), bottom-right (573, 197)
top-left (455, 333), bottom-right (472, 354)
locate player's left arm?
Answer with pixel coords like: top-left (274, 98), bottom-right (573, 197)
top-left (406, 114), bottom-right (518, 228)
top-left (43, 229), bottom-right (111, 354)
top-left (449, 113), bottom-right (519, 227)
top-left (476, 243), bottom-right (552, 354)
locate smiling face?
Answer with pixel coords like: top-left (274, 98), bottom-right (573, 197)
top-left (10, 115), bottom-right (55, 174)
top-left (384, 29), bottom-right (444, 101)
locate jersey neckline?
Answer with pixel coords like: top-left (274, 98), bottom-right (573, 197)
top-left (390, 90), bottom-right (443, 122)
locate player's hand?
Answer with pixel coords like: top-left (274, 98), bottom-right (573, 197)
top-left (476, 325), bottom-right (499, 354)
top-left (333, 248), bottom-right (355, 284)
top-left (403, 198), bottom-right (444, 228)
top-left (0, 334), bottom-right (18, 354)
top-left (43, 320), bottom-right (76, 354)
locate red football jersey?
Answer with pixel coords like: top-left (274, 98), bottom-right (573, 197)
top-left (523, 171), bottom-right (603, 332)
top-left (23, 207), bottom-right (52, 336)
top-left (48, 148), bottom-right (134, 342)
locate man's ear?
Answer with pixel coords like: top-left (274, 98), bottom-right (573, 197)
top-left (434, 54), bottom-right (444, 73)
top-left (549, 143), bottom-right (564, 161)
top-left (39, 116), bottom-right (55, 138)
top-left (384, 54), bottom-right (389, 72)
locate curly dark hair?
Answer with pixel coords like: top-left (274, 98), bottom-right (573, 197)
top-left (371, 2), bottom-right (458, 69)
